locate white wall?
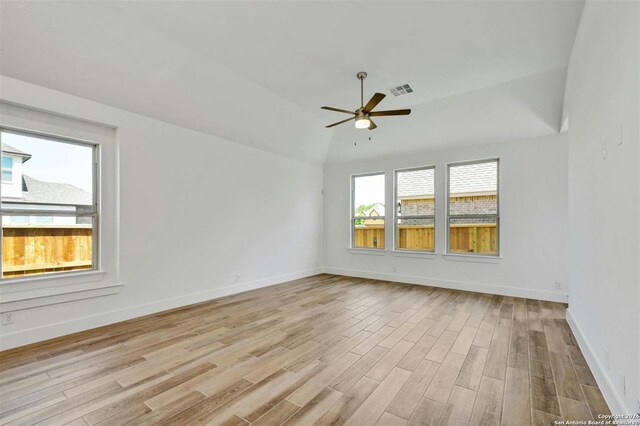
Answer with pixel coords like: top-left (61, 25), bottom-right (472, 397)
top-left (563, 1), bottom-right (639, 415)
top-left (323, 133), bottom-right (569, 302)
top-left (0, 76), bottom-right (323, 349)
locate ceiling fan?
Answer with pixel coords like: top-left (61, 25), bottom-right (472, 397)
top-left (321, 72), bottom-right (411, 130)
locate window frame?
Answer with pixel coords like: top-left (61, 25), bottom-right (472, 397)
top-left (350, 171), bottom-right (386, 250)
top-left (393, 165), bottom-right (436, 253)
top-left (446, 158), bottom-right (500, 257)
top-left (0, 127), bottom-right (101, 280)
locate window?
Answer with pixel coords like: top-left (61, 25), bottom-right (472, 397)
top-left (447, 159), bottom-right (499, 255)
top-left (1, 156), bottom-right (12, 182)
top-left (0, 129), bottom-right (98, 279)
top-left (351, 172), bottom-right (385, 249)
top-left (395, 166), bottom-right (435, 252)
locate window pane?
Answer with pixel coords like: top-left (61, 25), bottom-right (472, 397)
top-left (449, 217), bottom-right (497, 255)
top-left (35, 216), bottom-right (54, 224)
top-left (352, 173), bottom-right (385, 249)
top-left (353, 174), bottom-right (385, 217)
top-left (397, 168), bottom-right (434, 216)
top-left (10, 216), bottom-right (28, 224)
top-left (1, 132), bottom-right (93, 209)
top-left (2, 215), bottom-right (93, 278)
top-left (1, 156), bottom-right (12, 183)
top-left (397, 217), bottom-right (435, 251)
top-left (449, 161), bottom-right (497, 215)
top-left (353, 218), bottom-right (384, 249)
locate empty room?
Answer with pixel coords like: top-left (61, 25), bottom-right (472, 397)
top-left (0, 1), bottom-right (638, 425)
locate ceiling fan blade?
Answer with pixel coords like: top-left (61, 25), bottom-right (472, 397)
top-left (369, 109), bottom-right (412, 116)
top-left (321, 106), bottom-right (355, 114)
top-left (362, 93), bottom-right (386, 113)
top-left (368, 120), bottom-right (377, 130)
top-left (325, 116), bottom-right (355, 128)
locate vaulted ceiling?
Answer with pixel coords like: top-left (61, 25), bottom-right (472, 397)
top-left (0, 1), bottom-right (584, 165)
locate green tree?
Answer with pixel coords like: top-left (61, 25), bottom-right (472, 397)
top-left (354, 203), bottom-right (376, 225)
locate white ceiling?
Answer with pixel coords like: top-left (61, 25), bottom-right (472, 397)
top-left (0, 1), bottom-right (584, 165)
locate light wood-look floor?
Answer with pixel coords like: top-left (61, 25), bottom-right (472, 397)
top-left (0, 274), bottom-right (610, 426)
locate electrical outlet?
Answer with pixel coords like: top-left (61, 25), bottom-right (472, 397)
top-left (392, 266), bottom-right (397, 273)
top-left (604, 348), bottom-right (610, 370)
top-left (554, 281), bottom-right (562, 290)
top-left (621, 374), bottom-right (626, 396)
top-left (235, 274), bottom-right (241, 283)
top-left (1, 312), bottom-right (14, 325)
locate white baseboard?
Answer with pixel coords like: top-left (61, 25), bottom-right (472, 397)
top-left (323, 267), bottom-right (568, 303)
top-left (0, 267), bottom-right (322, 351)
top-left (566, 308), bottom-right (628, 416)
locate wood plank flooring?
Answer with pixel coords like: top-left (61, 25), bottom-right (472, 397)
top-left (0, 274), bottom-right (611, 425)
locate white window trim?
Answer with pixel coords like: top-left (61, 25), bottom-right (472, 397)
top-left (393, 165), bottom-right (436, 254)
top-left (391, 250), bottom-right (436, 259)
top-left (442, 252), bottom-right (502, 263)
top-left (348, 247), bottom-right (388, 256)
top-left (350, 171), bottom-right (386, 251)
top-left (445, 158), bottom-right (500, 257)
top-left (0, 100), bottom-right (118, 310)
top-left (0, 127), bottom-right (101, 281)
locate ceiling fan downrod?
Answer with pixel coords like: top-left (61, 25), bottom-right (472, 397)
top-left (357, 72), bottom-right (367, 109)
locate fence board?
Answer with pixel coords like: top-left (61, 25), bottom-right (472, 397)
top-left (354, 224), bottom-right (497, 254)
top-left (2, 225), bottom-right (92, 277)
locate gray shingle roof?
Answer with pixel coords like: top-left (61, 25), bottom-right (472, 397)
top-left (2, 143), bottom-right (31, 161)
top-left (15, 175), bottom-right (92, 206)
top-left (362, 203), bottom-right (385, 217)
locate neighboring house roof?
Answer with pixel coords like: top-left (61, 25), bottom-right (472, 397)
top-left (1, 143), bottom-right (32, 162)
top-left (397, 162), bottom-right (497, 198)
top-left (360, 203), bottom-right (385, 217)
top-left (450, 162), bottom-right (497, 195)
top-left (10, 175), bottom-right (92, 206)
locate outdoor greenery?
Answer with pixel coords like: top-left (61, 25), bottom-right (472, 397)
top-left (354, 203), bottom-right (378, 225)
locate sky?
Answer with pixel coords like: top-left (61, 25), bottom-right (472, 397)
top-left (354, 174), bottom-right (385, 212)
top-left (1, 131), bottom-right (93, 193)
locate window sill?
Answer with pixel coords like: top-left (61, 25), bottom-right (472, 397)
top-left (0, 269), bottom-right (106, 289)
top-left (0, 270), bottom-right (122, 312)
top-left (391, 250), bottom-right (436, 259)
top-left (348, 248), bottom-right (387, 256)
top-left (442, 253), bottom-right (502, 263)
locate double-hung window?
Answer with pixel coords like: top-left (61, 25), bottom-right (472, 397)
top-left (394, 166), bottom-right (435, 252)
top-left (447, 159), bottom-right (499, 255)
top-left (0, 129), bottom-right (99, 279)
top-left (351, 172), bottom-right (385, 249)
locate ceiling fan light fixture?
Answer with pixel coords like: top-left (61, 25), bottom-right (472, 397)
top-left (355, 117), bottom-right (371, 129)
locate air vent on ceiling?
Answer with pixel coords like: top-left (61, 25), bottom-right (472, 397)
top-left (389, 84), bottom-right (413, 96)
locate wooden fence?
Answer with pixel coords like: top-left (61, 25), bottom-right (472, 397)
top-left (354, 224), bottom-right (497, 254)
top-left (449, 223), bottom-right (497, 254)
top-left (2, 225), bottom-right (92, 278)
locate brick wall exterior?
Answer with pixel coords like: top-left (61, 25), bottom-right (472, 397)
top-left (450, 195), bottom-right (497, 215)
top-left (399, 195), bottom-right (497, 225)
